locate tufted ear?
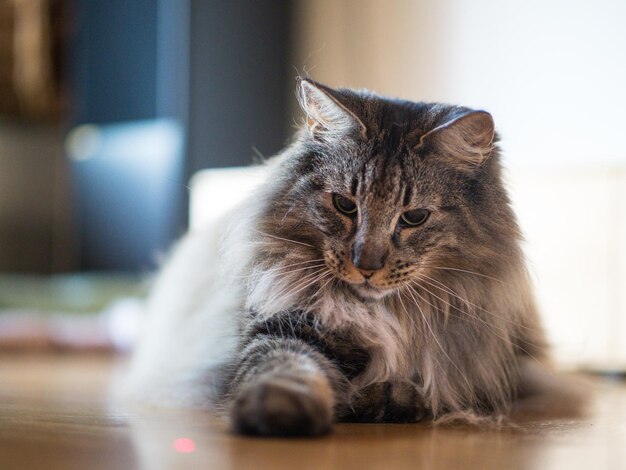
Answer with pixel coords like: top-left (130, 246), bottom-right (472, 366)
top-left (418, 111), bottom-right (495, 167)
top-left (297, 78), bottom-right (367, 140)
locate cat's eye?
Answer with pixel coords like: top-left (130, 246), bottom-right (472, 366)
top-left (399, 209), bottom-right (430, 227)
top-left (333, 193), bottom-right (358, 216)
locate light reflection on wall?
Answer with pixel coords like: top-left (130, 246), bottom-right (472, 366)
top-left (67, 119), bottom-right (185, 271)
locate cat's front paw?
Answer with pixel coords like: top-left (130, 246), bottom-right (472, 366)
top-left (230, 376), bottom-right (333, 437)
top-left (342, 381), bottom-right (428, 423)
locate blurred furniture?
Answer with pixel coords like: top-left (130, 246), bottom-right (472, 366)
top-left (0, 121), bottom-right (71, 273)
top-left (0, 0), bottom-right (65, 120)
top-left (188, 166), bottom-right (267, 230)
top-left (0, 272), bottom-right (146, 351)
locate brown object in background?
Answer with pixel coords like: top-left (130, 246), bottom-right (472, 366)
top-left (0, 1), bottom-right (75, 273)
top-left (0, 0), bottom-right (65, 120)
top-left (0, 121), bottom-right (75, 273)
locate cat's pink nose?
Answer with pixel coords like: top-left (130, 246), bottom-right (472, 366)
top-left (358, 269), bottom-right (376, 279)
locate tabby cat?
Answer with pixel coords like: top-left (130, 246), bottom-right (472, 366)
top-left (123, 78), bottom-right (553, 436)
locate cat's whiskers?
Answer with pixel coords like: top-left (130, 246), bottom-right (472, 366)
top-left (258, 258), bottom-right (325, 271)
top-left (416, 279), bottom-right (547, 366)
top-left (268, 266), bottom-right (326, 298)
top-left (317, 273), bottom-right (336, 294)
top-left (301, 272), bottom-right (338, 312)
top-left (409, 281), bottom-right (453, 327)
top-left (274, 267), bottom-right (332, 302)
top-left (410, 280), bottom-right (517, 346)
top-left (413, 276), bottom-right (479, 327)
top-left (282, 270), bottom-right (333, 302)
top-left (414, 272), bottom-right (472, 309)
top-left (409, 277), bottom-right (545, 359)
top-left (395, 291), bottom-right (420, 335)
top-left (421, 265), bottom-right (504, 284)
top-left (413, 277), bottom-right (496, 330)
top-left (237, 260), bottom-right (327, 280)
top-left (412, 274), bottom-right (538, 333)
top-left (249, 228), bottom-right (315, 248)
top-left (403, 285), bottom-right (473, 389)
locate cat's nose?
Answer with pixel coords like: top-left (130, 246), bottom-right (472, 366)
top-left (358, 269), bottom-right (376, 279)
top-left (352, 240), bottom-right (388, 273)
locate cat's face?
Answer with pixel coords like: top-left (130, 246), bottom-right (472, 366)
top-left (312, 154), bottom-right (454, 301)
top-left (258, 79), bottom-right (516, 303)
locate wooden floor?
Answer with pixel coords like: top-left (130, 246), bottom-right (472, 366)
top-left (0, 355), bottom-right (624, 470)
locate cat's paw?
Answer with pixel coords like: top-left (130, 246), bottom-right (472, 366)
top-left (230, 376), bottom-right (333, 437)
top-left (383, 381), bottom-right (428, 423)
top-left (342, 381), bottom-right (428, 423)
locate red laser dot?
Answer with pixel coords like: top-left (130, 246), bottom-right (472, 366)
top-left (174, 438), bottom-right (196, 453)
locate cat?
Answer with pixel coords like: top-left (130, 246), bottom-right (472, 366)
top-left (122, 78), bottom-right (563, 436)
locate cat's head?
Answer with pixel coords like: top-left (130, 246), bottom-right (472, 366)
top-left (256, 79), bottom-right (519, 303)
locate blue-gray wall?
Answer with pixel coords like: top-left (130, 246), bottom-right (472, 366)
top-left (70, 0), bottom-right (159, 124)
top-left (187, 0), bottom-right (293, 173)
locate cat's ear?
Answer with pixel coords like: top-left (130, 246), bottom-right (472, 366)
top-left (417, 111), bottom-right (495, 167)
top-left (297, 78), bottom-right (367, 140)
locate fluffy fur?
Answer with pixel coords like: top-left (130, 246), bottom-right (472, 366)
top-left (122, 78), bottom-right (564, 436)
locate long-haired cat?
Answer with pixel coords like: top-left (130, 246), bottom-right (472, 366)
top-left (122, 78), bottom-right (572, 436)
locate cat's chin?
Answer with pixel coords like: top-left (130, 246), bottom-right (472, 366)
top-left (349, 283), bottom-right (392, 301)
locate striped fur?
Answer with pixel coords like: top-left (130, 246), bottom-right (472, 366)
top-left (123, 79), bottom-right (555, 436)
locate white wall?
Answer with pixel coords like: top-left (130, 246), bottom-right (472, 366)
top-left (507, 166), bottom-right (626, 370)
top-left (294, 0), bottom-right (626, 165)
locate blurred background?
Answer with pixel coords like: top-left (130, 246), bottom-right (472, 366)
top-left (0, 0), bottom-right (624, 371)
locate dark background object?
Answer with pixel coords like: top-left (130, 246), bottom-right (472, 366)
top-left (69, 0), bottom-right (158, 124)
top-left (66, 0), bottom-right (293, 272)
top-left (187, 0), bottom-right (293, 174)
